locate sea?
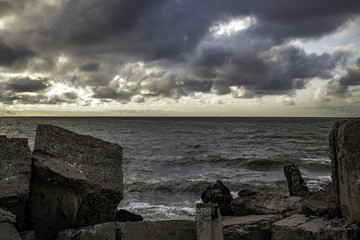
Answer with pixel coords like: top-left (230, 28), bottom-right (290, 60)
top-left (0, 117), bottom-right (348, 220)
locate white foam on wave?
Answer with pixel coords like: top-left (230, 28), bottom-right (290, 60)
top-left (121, 201), bottom-right (196, 221)
top-left (306, 175), bottom-right (331, 192)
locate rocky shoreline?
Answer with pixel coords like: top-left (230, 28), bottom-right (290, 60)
top-left (0, 119), bottom-right (360, 239)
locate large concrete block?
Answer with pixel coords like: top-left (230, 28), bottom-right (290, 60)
top-left (29, 124), bottom-right (123, 239)
top-left (120, 220), bottom-right (196, 240)
top-left (329, 118), bottom-right (360, 221)
top-left (0, 136), bottom-right (31, 229)
top-left (272, 214), bottom-right (360, 240)
top-left (196, 203), bottom-right (223, 240)
top-left (222, 215), bottom-right (283, 240)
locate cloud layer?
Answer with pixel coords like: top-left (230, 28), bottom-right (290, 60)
top-left (1, 0), bottom-right (360, 109)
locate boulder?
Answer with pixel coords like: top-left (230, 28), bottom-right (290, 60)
top-left (56, 222), bottom-right (118, 240)
top-left (201, 180), bottom-right (233, 216)
top-left (272, 214), bottom-right (360, 240)
top-left (222, 214), bottom-right (283, 240)
top-left (29, 124), bottom-right (123, 239)
top-left (231, 189), bottom-right (309, 216)
top-left (329, 118), bottom-right (360, 221)
top-left (283, 164), bottom-right (309, 197)
top-left (0, 136), bottom-right (31, 230)
top-left (115, 209), bottom-right (143, 222)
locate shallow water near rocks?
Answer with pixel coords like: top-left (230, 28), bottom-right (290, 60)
top-left (0, 117), bottom-right (346, 220)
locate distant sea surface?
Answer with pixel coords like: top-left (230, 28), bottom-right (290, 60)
top-left (0, 117), bottom-right (348, 220)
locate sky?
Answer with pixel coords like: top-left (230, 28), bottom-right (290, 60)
top-left (0, 0), bottom-right (360, 116)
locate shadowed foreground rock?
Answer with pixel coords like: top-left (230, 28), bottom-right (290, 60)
top-left (29, 124), bottom-right (123, 239)
top-left (201, 180), bottom-right (233, 216)
top-left (0, 136), bottom-right (31, 230)
top-left (330, 118), bottom-right (360, 221)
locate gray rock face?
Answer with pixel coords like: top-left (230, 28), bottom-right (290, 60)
top-left (222, 215), bottom-right (283, 240)
top-left (329, 118), bottom-right (360, 221)
top-left (0, 136), bottom-right (31, 230)
top-left (284, 164), bottom-right (309, 197)
top-left (201, 180), bottom-right (233, 216)
top-left (231, 189), bottom-right (309, 216)
top-left (272, 214), bottom-right (360, 240)
top-left (29, 124), bottom-right (123, 239)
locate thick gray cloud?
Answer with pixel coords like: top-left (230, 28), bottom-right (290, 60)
top-left (0, 0), bottom-right (359, 106)
top-left (0, 41), bottom-right (34, 67)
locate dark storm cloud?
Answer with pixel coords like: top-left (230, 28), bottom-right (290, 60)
top-left (5, 77), bottom-right (49, 93)
top-left (80, 62), bottom-right (100, 72)
top-left (0, 41), bottom-right (34, 67)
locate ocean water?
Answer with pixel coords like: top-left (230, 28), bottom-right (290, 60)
top-left (0, 117), bottom-right (346, 220)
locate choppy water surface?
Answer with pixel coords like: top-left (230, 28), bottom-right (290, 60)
top-left (0, 117), bottom-right (346, 220)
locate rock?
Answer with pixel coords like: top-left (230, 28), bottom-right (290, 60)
top-left (0, 136), bottom-right (32, 230)
top-left (283, 164), bottom-right (309, 197)
top-left (272, 214), bottom-right (360, 240)
top-left (29, 124), bottom-right (123, 239)
top-left (56, 222), bottom-right (118, 240)
top-left (222, 214), bottom-right (283, 240)
top-left (201, 180), bottom-right (233, 216)
top-left (329, 118), bottom-right (360, 221)
top-left (115, 209), bottom-right (143, 222)
top-left (120, 220), bottom-right (196, 240)
top-left (231, 189), bottom-right (309, 216)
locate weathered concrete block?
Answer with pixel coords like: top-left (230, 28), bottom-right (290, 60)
top-left (120, 220), bottom-right (196, 240)
top-left (222, 214), bottom-right (283, 240)
top-left (196, 203), bottom-right (223, 240)
top-left (56, 222), bottom-right (117, 240)
top-left (231, 189), bottom-right (309, 216)
top-left (0, 136), bottom-right (31, 230)
top-left (29, 124), bottom-right (123, 239)
top-left (272, 214), bottom-right (360, 240)
top-left (329, 118), bottom-right (360, 221)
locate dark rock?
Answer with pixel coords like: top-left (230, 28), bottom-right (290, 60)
top-left (272, 214), bottom-right (360, 240)
top-left (56, 222), bottom-right (117, 240)
top-left (284, 164), bottom-right (309, 197)
top-left (29, 124), bottom-right (123, 239)
top-left (201, 180), bottom-right (233, 216)
top-left (222, 215), bottom-right (283, 240)
top-left (329, 118), bottom-right (360, 221)
top-left (231, 189), bottom-right (310, 216)
top-left (115, 209), bottom-right (143, 222)
top-left (0, 136), bottom-right (31, 230)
